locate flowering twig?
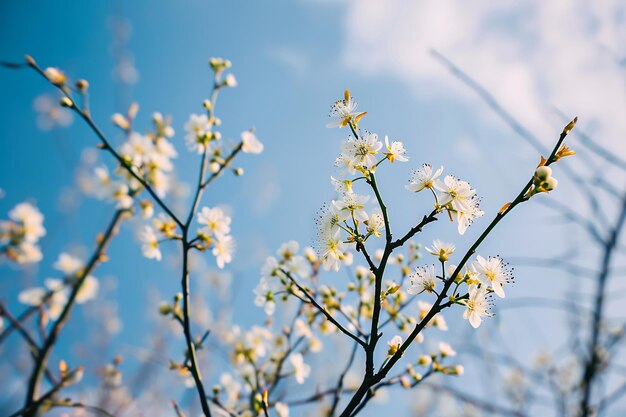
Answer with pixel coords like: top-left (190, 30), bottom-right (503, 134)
top-left (281, 269), bottom-right (367, 349)
top-left (337, 117), bottom-right (577, 417)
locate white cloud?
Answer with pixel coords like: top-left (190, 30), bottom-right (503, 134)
top-left (340, 0), bottom-right (626, 151)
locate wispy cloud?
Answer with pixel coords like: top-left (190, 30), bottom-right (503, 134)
top-left (339, 0), bottom-right (625, 151)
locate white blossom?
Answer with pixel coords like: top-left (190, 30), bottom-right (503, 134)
top-left (460, 286), bottom-right (491, 328)
top-left (184, 114), bottom-right (212, 154)
top-left (383, 136), bottom-right (408, 163)
top-left (472, 255), bottom-right (512, 298)
top-left (407, 265), bottom-right (437, 295)
top-left (139, 226), bottom-right (161, 261)
top-left (289, 353), bottom-right (311, 384)
top-left (241, 131), bottom-right (263, 154)
top-left (405, 164), bottom-right (443, 193)
top-left (198, 206), bottom-right (231, 237)
top-left (213, 234), bottom-right (235, 269)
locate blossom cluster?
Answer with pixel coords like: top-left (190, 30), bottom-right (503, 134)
top-left (0, 202), bottom-right (46, 263)
top-left (18, 252), bottom-right (99, 322)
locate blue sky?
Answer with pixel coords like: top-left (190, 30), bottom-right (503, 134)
top-left (1, 1), bottom-right (625, 416)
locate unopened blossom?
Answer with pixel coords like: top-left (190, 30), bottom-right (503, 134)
top-left (289, 353), bottom-right (311, 384)
top-left (383, 136), bottom-right (408, 163)
top-left (213, 234), bottom-right (235, 268)
top-left (184, 114), bottom-right (213, 154)
top-left (418, 355), bottom-right (432, 366)
top-left (326, 91), bottom-right (363, 129)
top-left (332, 193), bottom-right (370, 222)
top-left (405, 164), bottom-right (444, 193)
top-left (407, 265), bottom-right (437, 295)
top-left (197, 206), bottom-right (231, 237)
top-left (139, 226), bottom-right (161, 261)
top-left (339, 131), bottom-right (382, 173)
top-left (241, 131), bottom-right (263, 154)
top-left (460, 286), bottom-right (491, 328)
top-left (43, 67), bottom-right (66, 85)
top-left (472, 255), bottom-right (512, 298)
top-left (425, 240), bottom-right (455, 262)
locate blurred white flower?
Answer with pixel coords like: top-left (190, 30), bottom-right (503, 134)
top-left (33, 94), bottom-right (73, 131)
top-left (213, 235), bottom-right (235, 269)
top-left (139, 226), bottom-right (161, 261)
top-left (289, 353), bottom-right (311, 384)
top-left (198, 206), bottom-right (231, 237)
top-left (184, 114), bottom-right (212, 154)
top-left (241, 131), bottom-right (263, 154)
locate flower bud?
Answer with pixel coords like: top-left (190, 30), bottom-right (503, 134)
top-left (76, 79), bottom-right (89, 92)
top-left (209, 162), bottom-right (221, 173)
top-left (112, 113), bottom-right (130, 130)
top-left (234, 168), bottom-right (244, 176)
top-left (59, 97), bottom-right (73, 108)
top-left (534, 166), bottom-right (552, 182)
top-left (44, 67), bottom-right (66, 85)
top-left (158, 301), bottom-right (172, 315)
top-left (418, 355), bottom-right (432, 366)
top-left (544, 176), bottom-right (558, 191)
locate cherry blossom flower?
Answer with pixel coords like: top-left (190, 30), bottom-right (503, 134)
top-left (184, 114), bottom-right (212, 154)
top-left (383, 136), bottom-right (408, 163)
top-left (332, 193), bottom-right (370, 222)
top-left (460, 285), bottom-right (491, 328)
top-left (472, 255), bottom-right (513, 298)
top-left (339, 131), bottom-right (382, 173)
top-left (241, 131), bottom-right (263, 154)
top-left (405, 164), bottom-right (444, 193)
top-left (326, 91), bottom-right (363, 128)
top-left (213, 234), bottom-right (235, 268)
top-left (407, 265), bottom-right (437, 295)
top-left (289, 353), bottom-right (311, 384)
top-left (198, 206), bottom-right (231, 237)
top-left (425, 240), bottom-right (455, 262)
top-left (139, 226), bottom-right (161, 261)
